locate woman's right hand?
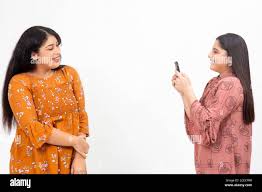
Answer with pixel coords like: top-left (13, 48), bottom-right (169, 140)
top-left (71, 135), bottom-right (89, 158)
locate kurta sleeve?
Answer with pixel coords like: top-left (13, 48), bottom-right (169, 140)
top-left (186, 77), bottom-right (243, 146)
top-left (66, 66), bottom-right (89, 136)
top-left (8, 76), bottom-right (54, 149)
top-left (184, 111), bottom-right (194, 136)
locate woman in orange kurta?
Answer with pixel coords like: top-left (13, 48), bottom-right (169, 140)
top-left (2, 26), bottom-right (89, 174)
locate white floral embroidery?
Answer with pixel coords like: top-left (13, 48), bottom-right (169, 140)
top-left (38, 134), bottom-right (47, 142)
top-left (15, 135), bottom-right (21, 145)
top-left (17, 88), bottom-right (24, 93)
top-left (23, 95), bottom-right (32, 108)
top-left (16, 112), bottom-right (24, 119)
top-left (26, 145), bottom-right (33, 157)
top-left (39, 161), bottom-right (48, 172)
top-left (51, 153), bottom-right (57, 163)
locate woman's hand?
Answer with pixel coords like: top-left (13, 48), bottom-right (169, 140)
top-left (71, 154), bottom-right (87, 174)
top-left (71, 135), bottom-right (89, 158)
top-left (172, 70), bottom-right (197, 118)
top-left (172, 71), bottom-right (193, 96)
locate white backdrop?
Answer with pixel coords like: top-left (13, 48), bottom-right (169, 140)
top-left (0, 0), bottom-right (261, 174)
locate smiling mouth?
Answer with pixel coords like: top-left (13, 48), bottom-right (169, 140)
top-left (210, 58), bottom-right (215, 64)
top-left (52, 56), bottom-right (61, 62)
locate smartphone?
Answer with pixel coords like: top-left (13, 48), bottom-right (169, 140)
top-left (174, 61), bottom-right (180, 72)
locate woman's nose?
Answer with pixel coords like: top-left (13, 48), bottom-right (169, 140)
top-left (208, 52), bottom-right (212, 59)
top-left (54, 46), bottom-right (61, 54)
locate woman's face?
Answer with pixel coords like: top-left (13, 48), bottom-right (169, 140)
top-left (31, 35), bottom-right (61, 70)
top-left (208, 40), bottom-right (231, 73)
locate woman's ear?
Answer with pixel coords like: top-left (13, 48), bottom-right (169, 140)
top-left (31, 52), bottom-right (38, 60)
top-left (227, 56), bottom-right (232, 66)
top-left (31, 52), bottom-right (39, 64)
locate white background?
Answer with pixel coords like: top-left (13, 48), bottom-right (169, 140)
top-left (0, 0), bottom-right (261, 173)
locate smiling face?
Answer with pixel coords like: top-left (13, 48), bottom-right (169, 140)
top-left (31, 35), bottom-right (61, 70)
top-left (208, 40), bottom-right (232, 73)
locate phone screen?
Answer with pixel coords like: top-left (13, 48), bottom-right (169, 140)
top-left (174, 61), bottom-right (180, 72)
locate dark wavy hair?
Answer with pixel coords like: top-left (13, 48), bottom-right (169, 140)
top-left (2, 26), bottom-right (64, 133)
top-left (217, 33), bottom-right (255, 124)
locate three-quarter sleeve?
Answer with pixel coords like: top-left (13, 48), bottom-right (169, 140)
top-left (186, 77), bottom-right (243, 146)
top-left (66, 66), bottom-right (89, 136)
top-left (8, 76), bottom-right (54, 149)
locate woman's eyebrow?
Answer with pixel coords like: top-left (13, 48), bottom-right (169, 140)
top-left (45, 44), bottom-right (54, 48)
top-left (45, 42), bottom-right (58, 48)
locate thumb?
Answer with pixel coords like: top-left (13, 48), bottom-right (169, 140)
top-left (79, 135), bottom-right (86, 140)
top-left (181, 72), bottom-right (187, 77)
top-left (75, 148), bottom-right (87, 158)
top-left (181, 73), bottom-right (190, 81)
top-left (175, 71), bottom-right (183, 78)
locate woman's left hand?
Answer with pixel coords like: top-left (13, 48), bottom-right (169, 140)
top-left (71, 153), bottom-right (87, 174)
top-left (172, 71), bottom-right (193, 95)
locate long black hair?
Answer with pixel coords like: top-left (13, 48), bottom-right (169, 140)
top-left (2, 26), bottom-right (64, 133)
top-left (217, 33), bottom-right (255, 124)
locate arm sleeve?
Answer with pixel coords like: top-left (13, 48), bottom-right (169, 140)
top-left (8, 76), bottom-right (54, 149)
top-left (185, 78), bottom-right (243, 146)
top-left (66, 66), bottom-right (89, 136)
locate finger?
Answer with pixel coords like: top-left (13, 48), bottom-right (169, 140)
top-left (84, 143), bottom-right (89, 153)
top-left (172, 80), bottom-right (176, 87)
top-left (75, 148), bottom-right (87, 158)
top-left (80, 152), bottom-right (87, 159)
top-left (74, 169), bottom-right (78, 174)
top-left (182, 74), bottom-right (191, 83)
top-left (172, 74), bottom-right (177, 81)
top-left (181, 72), bottom-right (188, 78)
top-left (85, 145), bottom-right (89, 153)
top-left (79, 135), bottom-right (86, 140)
top-left (175, 71), bottom-right (183, 78)
top-left (75, 169), bottom-right (86, 174)
top-left (71, 167), bottom-right (74, 174)
top-left (173, 77), bottom-right (179, 84)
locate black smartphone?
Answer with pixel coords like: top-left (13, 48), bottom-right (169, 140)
top-left (174, 61), bottom-right (180, 72)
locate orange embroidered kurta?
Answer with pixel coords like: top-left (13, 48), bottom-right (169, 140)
top-left (8, 65), bottom-right (89, 174)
